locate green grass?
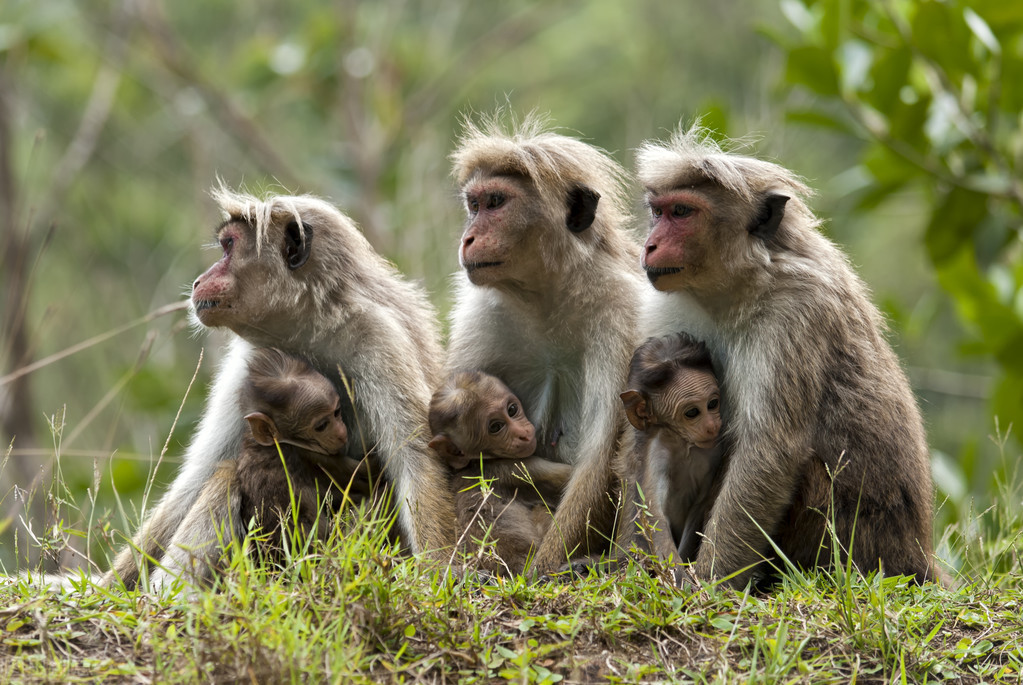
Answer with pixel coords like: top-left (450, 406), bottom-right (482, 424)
top-left (1, 475), bottom-right (1022, 685)
top-left (2, 423), bottom-right (1023, 683)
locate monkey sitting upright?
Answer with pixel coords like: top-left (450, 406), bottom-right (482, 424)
top-left (428, 371), bottom-right (574, 575)
top-left (152, 348), bottom-right (371, 586)
top-left (619, 333), bottom-right (725, 572)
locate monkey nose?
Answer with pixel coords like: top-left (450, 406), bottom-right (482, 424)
top-left (462, 235), bottom-right (475, 247)
top-left (192, 277), bottom-right (200, 290)
top-left (645, 242), bottom-right (657, 254)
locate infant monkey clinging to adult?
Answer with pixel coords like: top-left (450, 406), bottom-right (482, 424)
top-left (429, 371), bottom-right (574, 575)
top-left (620, 333), bottom-right (725, 568)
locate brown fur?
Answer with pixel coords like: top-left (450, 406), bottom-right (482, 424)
top-left (637, 126), bottom-right (939, 587)
top-left (106, 188), bottom-right (453, 589)
top-left (148, 349), bottom-right (373, 587)
top-left (618, 334), bottom-right (725, 574)
top-left (429, 370), bottom-right (572, 574)
top-left (446, 113), bottom-right (647, 572)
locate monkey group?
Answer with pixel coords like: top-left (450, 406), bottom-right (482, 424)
top-left (101, 114), bottom-right (943, 592)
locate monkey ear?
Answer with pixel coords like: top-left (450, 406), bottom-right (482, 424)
top-left (566, 185), bottom-right (601, 233)
top-left (428, 435), bottom-right (467, 467)
top-left (748, 193), bottom-right (789, 241)
top-left (284, 221), bottom-right (314, 270)
top-left (244, 412), bottom-right (279, 446)
top-left (620, 390), bottom-right (650, 431)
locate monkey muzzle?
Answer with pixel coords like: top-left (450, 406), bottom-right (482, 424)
top-left (643, 266), bottom-right (683, 284)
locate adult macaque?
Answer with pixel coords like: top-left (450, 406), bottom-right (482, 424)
top-left (106, 188), bottom-right (454, 589)
top-left (618, 333), bottom-right (724, 570)
top-left (637, 126), bottom-right (940, 586)
top-left (429, 371), bottom-right (573, 574)
top-left (447, 114), bottom-right (647, 572)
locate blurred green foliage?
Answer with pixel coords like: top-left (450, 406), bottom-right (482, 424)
top-left (0, 0), bottom-right (1011, 569)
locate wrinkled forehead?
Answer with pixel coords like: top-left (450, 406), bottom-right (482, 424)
top-left (657, 368), bottom-right (719, 411)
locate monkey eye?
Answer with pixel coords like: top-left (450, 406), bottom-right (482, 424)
top-left (507, 402), bottom-right (518, 418)
top-left (333, 402), bottom-right (342, 418)
top-left (707, 398), bottom-right (720, 411)
top-left (314, 419), bottom-right (329, 432)
top-left (488, 420), bottom-right (505, 434)
top-left (684, 407), bottom-right (700, 420)
top-left (673, 204), bottom-right (693, 218)
top-left (219, 236), bottom-right (234, 254)
top-left (651, 206), bottom-right (663, 218)
top-left (468, 199), bottom-right (480, 214)
top-left (487, 193), bottom-right (505, 210)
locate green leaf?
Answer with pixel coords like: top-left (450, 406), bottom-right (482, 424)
top-left (964, 8), bottom-right (1000, 55)
top-left (865, 47), bottom-right (912, 114)
top-left (912, 2), bottom-right (972, 78)
top-left (924, 187), bottom-right (989, 265)
top-left (785, 108), bottom-right (854, 133)
top-left (785, 45), bottom-right (840, 96)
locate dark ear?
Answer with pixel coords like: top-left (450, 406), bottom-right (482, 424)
top-left (748, 193), bottom-right (789, 241)
top-left (620, 390), bottom-right (650, 431)
top-left (428, 434), bottom-right (468, 468)
top-left (244, 412), bottom-right (279, 446)
top-left (566, 185), bottom-right (600, 233)
top-left (284, 221), bottom-right (313, 270)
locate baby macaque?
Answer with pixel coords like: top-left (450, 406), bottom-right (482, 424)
top-left (619, 333), bottom-right (725, 567)
top-left (236, 347), bottom-right (371, 553)
top-left (428, 371), bottom-right (574, 574)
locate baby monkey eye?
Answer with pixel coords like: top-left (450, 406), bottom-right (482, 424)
top-left (314, 419), bottom-right (329, 432)
top-left (684, 407), bottom-right (700, 419)
top-left (488, 420), bottom-right (505, 434)
top-left (507, 402), bottom-right (518, 418)
top-left (707, 398), bottom-right (720, 411)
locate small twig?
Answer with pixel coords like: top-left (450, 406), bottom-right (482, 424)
top-left (0, 300), bottom-right (190, 387)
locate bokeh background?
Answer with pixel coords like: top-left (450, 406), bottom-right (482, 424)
top-left (2, 0), bottom-right (1020, 572)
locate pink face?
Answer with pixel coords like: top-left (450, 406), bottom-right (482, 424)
top-left (191, 222), bottom-right (245, 328)
top-left (642, 190), bottom-right (712, 291)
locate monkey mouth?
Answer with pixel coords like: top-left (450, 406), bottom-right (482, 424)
top-left (193, 299), bottom-right (221, 313)
top-left (643, 266), bottom-right (683, 283)
top-left (464, 261), bottom-right (503, 274)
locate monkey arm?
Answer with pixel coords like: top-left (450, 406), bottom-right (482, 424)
top-left (346, 325), bottom-right (456, 558)
top-left (531, 349), bottom-right (625, 571)
top-left (621, 437), bottom-right (679, 564)
top-left (695, 331), bottom-right (820, 587)
top-left (148, 460), bottom-right (244, 590)
top-left (518, 457), bottom-right (574, 491)
top-left (105, 337), bottom-right (252, 589)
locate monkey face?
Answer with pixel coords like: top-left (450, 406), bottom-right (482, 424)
top-left (303, 390), bottom-right (348, 456)
top-left (642, 190), bottom-right (717, 292)
top-left (480, 389), bottom-right (537, 460)
top-left (459, 175), bottom-right (545, 287)
top-left (658, 369), bottom-right (721, 450)
top-left (192, 218), bottom-right (313, 340)
top-left (192, 221), bottom-right (276, 332)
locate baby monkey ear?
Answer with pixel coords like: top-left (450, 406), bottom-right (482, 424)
top-left (244, 412), bottom-right (280, 446)
top-left (620, 390), bottom-right (650, 431)
top-left (428, 434), bottom-right (469, 469)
